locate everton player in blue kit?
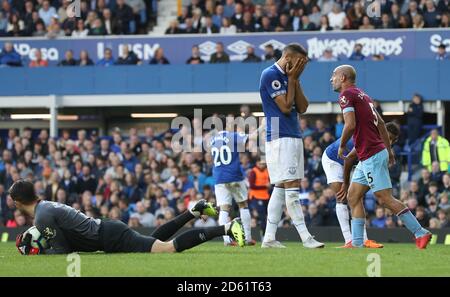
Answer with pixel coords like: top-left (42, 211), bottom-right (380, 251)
top-left (331, 65), bottom-right (432, 249)
top-left (210, 115), bottom-right (259, 246)
top-left (259, 43), bottom-right (324, 249)
top-left (322, 122), bottom-right (400, 248)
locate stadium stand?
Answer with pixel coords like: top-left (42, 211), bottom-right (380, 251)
top-left (0, 1), bottom-right (449, 242)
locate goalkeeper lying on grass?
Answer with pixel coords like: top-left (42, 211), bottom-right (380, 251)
top-left (10, 179), bottom-right (245, 255)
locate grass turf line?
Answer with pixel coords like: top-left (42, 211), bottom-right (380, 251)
top-left (1, 242), bottom-right (449, 277)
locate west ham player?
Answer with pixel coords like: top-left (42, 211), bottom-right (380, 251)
top-left (259, 43), bottom-right (324, 248)
top-left (331, 65), bottom-right (432, 249)
top-left (322, 122), bottom-right (400, 248)
top-left (11, 179), bottom-right (246, 254)
top-left (210, 115), bottom-right (257, 246)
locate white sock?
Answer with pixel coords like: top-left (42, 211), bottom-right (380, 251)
top-left (263, 187), bottom-right (285, 242)
top-left (336, 203), bottom-right (352, 244)
top-left (363, 226), bottom-right (368, 242)
top-left (240, 208), bottom-right (252, 241)
top-left (285, 188), bottom-right (311, 242)
top-left (219, 210), bottom-right (231, 243)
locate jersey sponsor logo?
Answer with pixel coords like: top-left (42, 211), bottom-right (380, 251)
top-left (43, 227), bottom-right (56, 239)
top-left (271, 80), bottom-right (282, 90)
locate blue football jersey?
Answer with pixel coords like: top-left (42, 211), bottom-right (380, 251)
top-left (325, 137), bottom-right (355, 166)
top-left (259, 63), bottom-right (302, 141)
top-left (210, 131), bottom-right (248, 184)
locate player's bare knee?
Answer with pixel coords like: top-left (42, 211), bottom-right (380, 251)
top-left (374, 189), bottom-right (391, 205)
top-left (150, 240), bottom-right (176, 253)
top-left (220, 204), bottom-right (231, 212)
top-left (237, 201), bottom-right (248, 208)
top-left (283, 179), bottom-right (299, 188)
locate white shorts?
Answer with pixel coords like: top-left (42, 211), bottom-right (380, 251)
top-left (322, 151), bottom-right (344, 184)
top-left (215, 180), bottom-right (248, 207)
top-left (265, 137), bottom-right (304, 184)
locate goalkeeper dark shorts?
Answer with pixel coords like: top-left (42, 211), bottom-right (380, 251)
top-left (99, 219), bottom-right (156, 253)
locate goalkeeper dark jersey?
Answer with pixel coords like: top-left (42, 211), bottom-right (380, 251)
top-left (34, 200), bottom-right (156, 254)
top-left (34, 200), bottom-right (103, 254)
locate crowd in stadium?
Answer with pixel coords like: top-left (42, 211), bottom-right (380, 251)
top-left (0, 104), bottom-right (449, 234)
top-left (167, 0), bottom-right (449, 34)
top-left (0, 0), bottom-right (157, 37)
top-left (0, 0), bottom-right (448, 39)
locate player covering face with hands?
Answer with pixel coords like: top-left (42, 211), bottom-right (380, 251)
top-left (259, 43), bottom-right (324, 249)
top-left (11, 179), bottom-right (246, 255)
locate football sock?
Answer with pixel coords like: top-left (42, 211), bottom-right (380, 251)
top-left (173, 225), bottom-right (226, 253)
top-left (263, 187), bottom-right (285, 242)
top-left (397, 208), bottom-right (429, 238)
top-left (336, 203), bottom-right (352, 244)
top-left (240, 207), bottom-right (252, 241)
top-left (151, 211), bottom-right (195, 241)
top-left (285, 188), bottom-right (311, 242)
top-left (351, 218), bottom-right (365, 247)
top-left (219, 210), bottom-right (231, 244)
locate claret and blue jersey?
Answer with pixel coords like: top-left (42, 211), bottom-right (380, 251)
top-left (210, 131), bottom-right (248, 184)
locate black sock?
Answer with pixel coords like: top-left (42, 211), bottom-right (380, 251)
top-left (151, 211), bottom-right (195, 241)
top-left (173, 226), bottom-right (226, 253)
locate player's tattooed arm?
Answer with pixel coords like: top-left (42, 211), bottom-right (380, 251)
top-left (375, 110), bottom-right (396, 166)
top-left (338, 111), bottom-right (356, 160)
top-left (337, 148), bottom-right (358, 202)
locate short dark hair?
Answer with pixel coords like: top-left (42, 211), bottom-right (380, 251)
top-left (283, 43), bottom-right (308, 57)
top-left (8, 179), bottom-right (38, 205)
top-left (385, 122), bottom-right (400, 138)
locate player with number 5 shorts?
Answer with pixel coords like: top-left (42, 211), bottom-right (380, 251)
top-left (331, 64), bottom-right (432, 249)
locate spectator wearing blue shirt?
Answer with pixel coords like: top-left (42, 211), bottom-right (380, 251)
top-left (123, 173), bottom-right (143, 204)
top-left (180, 171), bottom-right (195, 193)
top-left (436, 44), bottom-right (448, 60)
top-left (300, 119), bottom-right (314, 138)
top-left (188, 163), bottom-right (207, 193)
top-left (349, 43), bottom-right (365, 61)
top-left (223, 0), bottom-right (235, 18)
top-left (97, 48), bottom-right (116, 66)
top-left (371, 207), bottom-right (387, 228)
top-left (334, 114), bottom-right (344, 138)
top-left (212, 4), bottom-right (224, 28)
top-left (122, 149), bottom-right (138, 173)
top-left (423, 0), bottom-right (440, 27)
top-left (38, 0), bottom-right (57, 27)
top-left (0, 42), bottom-right (22, 67)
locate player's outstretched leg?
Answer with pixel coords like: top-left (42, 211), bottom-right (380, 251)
top-left (151, 199), bottom-right (218, 241)
top-left (262, 186), bottom-right (286, 248)
top-left (171, 218), bottom-right (245, 252)
top-left (374, 189), bottom-right (431, 249)
top-left (285, 186), bottom-right (324, 248)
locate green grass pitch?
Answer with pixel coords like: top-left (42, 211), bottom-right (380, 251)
top-left (1, 242), bottom-right (449, 277)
